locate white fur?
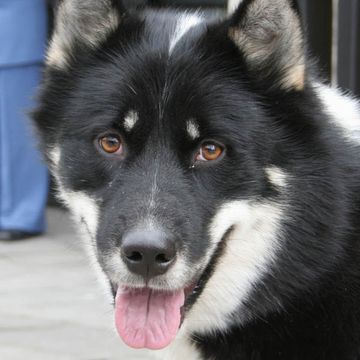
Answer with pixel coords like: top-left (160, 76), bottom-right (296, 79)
top-left (154, 327), bottom-right (203, 360)
top-left (186, 119), bottom-right (200, 140)
top-left (184, 200), bottom-right (284, 334)
top-left (58, 188), bottom-right (100, 239)
top-left (228, 0), bottom-right (243, 14)
top-left (49, 146), bottom-right (61, 169)
top-left (124, 110), bottom-right (139, 132)
top-left (266, 166), bottom-right (288, 188)
top-left (169, 14), bottom-right (203, 54)
top-left (47, 41), bottom-right (69, 70)
top-left (149, 167), bottom-right (159, 211)
top-left (315, 84), bottom-right (360, 141)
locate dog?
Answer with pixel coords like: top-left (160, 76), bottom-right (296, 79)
top-left (33, 0), bottom-right (360, 358)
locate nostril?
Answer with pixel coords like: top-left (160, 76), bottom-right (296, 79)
top-left (155, 253), bottom-right (172, 264)
top-left (126, 251), bottom-right (143, 262)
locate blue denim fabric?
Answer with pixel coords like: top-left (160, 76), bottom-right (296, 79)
top-left (0, 0), bottom-right (48, 232)
top-left (0, 0), bottom-right (48, 67)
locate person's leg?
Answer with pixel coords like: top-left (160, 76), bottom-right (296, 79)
top-left (0, 64), bottom-right (48, 236)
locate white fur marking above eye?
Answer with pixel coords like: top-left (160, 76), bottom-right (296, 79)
top-left (266, 166), bottom-right (288, 188)
top-left (315, 83), bottom-right (360, 141)
top-left (186, 119), bottom-right (200, 140)
top-left (169, 13), bottom-right (203, 54)
top-left (124, 110), bottom-right (139, 131)
top-left (184, 200), bottom-right (284, 334)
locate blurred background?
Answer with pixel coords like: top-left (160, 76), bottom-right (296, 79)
top-left (0, 0), bottom-right (359, 359)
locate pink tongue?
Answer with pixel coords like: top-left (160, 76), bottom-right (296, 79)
top-left (115, 287), bottom-right (185, 350)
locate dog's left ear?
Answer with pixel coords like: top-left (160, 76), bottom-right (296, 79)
top-left (228, 0), bottom-right (305, 91)
top-left (47, 0), bottom-right (125, 69)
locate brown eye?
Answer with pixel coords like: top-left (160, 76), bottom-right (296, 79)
top-left (98, 134), bottom-right (123, 154)
top-left (196, 142), bottom-right (224, 162)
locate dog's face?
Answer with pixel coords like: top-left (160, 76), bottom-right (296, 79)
top-left (33, 0), bottom-right (314, 351)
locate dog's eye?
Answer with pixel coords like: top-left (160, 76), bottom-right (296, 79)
top-left (98, 134), bottom-right (123, 154)
top-left (195, 142), bottom-right (224, 162)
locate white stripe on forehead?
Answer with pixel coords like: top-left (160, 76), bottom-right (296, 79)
top-left (124, 110), bottom-right (139, 132)
top-left (169, 13), bottom-right (204, 54)
top-left (186, 119), bottom-right (200, 140)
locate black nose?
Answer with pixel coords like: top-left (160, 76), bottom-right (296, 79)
top-left (121, 229), bottom-right (176, 279)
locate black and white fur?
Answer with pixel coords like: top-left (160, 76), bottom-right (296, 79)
top-left (33, 0), bottom-right (360, 358)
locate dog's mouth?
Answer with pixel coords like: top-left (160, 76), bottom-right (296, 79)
top-left (113, 282), bottom-right (199, 350)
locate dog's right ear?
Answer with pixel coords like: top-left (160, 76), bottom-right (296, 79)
top-left (227, 0), bottom-right (305, 91)
top-left (47, 0), bottom-right (125, 69)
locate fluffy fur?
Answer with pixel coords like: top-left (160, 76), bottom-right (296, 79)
top-left (33, 0), bottom-right (360, 359)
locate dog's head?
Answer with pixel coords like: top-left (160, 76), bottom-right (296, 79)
top-left (33, 0), bottom-right (331, 350)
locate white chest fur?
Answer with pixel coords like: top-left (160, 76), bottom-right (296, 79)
top-left (153, 329), bottom-right (203, 360)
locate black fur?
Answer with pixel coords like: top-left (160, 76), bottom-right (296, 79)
top-left (33, 0), bottom-right (360, 358)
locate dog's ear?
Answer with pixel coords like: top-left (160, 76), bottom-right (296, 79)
top-left (47, 0), bottom-right (125, 69)
top-left (228, 0), bottom-right (305, 91)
